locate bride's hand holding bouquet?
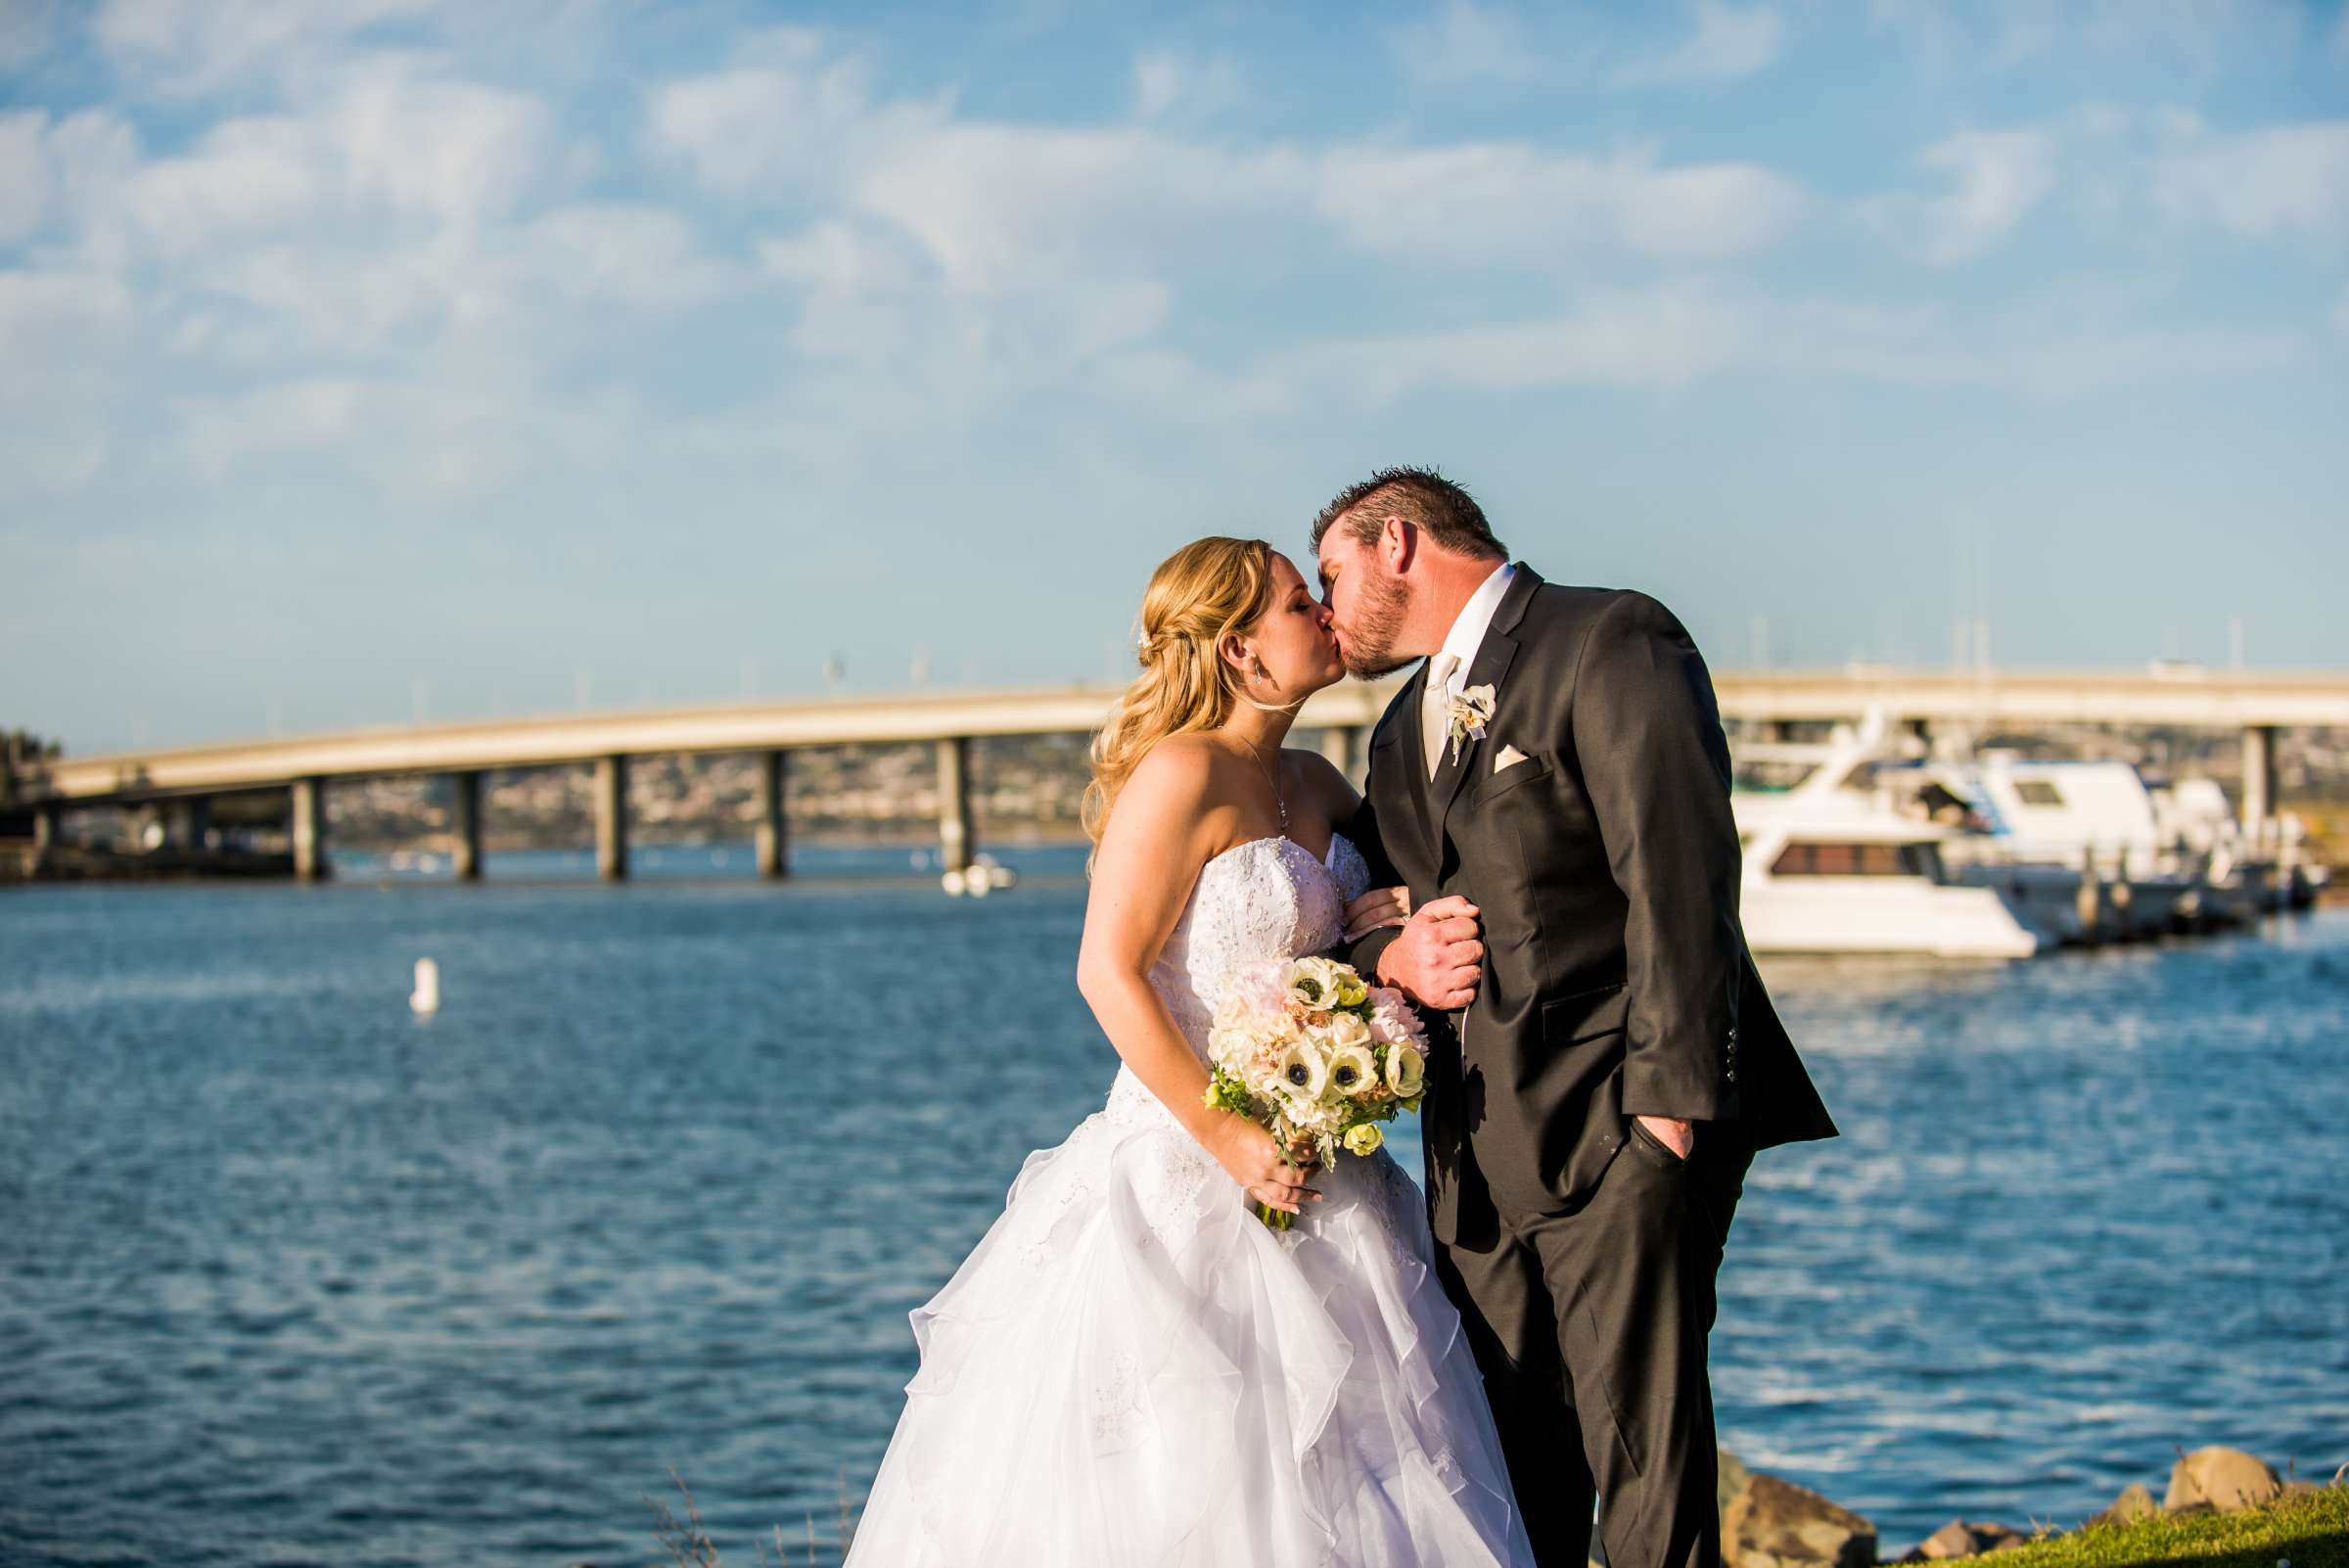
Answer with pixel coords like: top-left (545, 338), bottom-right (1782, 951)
top-left (1201, 955), bottom-right (1430, 1230)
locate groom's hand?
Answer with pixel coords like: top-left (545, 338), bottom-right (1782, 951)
top-left (1375, 896), bottom-right (1483, 1011)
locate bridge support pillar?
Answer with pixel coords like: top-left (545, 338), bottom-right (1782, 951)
top-left (2241, 725), bottom-right (2278, 854)
top-left (595, 756), bottom-right (629, 881)
top-left (451, 770), bottom-right (484, 881)
top-left (755, 750), bottom-right (789, 879)
top-left (167, 796), bottom-right (212, 852)
top-left (937, 737), bottom-right (974, 874)
top-left (1318, 725), bottom-right (1363, 789)
top-left (292, 776), bottom-right (328, 881)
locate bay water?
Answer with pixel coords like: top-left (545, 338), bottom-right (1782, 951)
top-left (3, 846), bottom-right (2343, 1565)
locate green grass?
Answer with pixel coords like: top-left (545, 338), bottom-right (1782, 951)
top-left (1975, 1486), bottom-right (2349, 1568)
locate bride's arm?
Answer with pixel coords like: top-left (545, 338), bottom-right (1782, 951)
top-left (1076, 739), bottom-right (1324, 1216)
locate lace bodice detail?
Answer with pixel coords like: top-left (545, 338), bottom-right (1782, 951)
top-left (1103, 834), bottom-right (1371, 1131)
top-left (1154, 834), bottom-right (1372, 1057)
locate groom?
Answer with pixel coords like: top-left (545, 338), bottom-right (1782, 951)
top-left (1317, 468), bottom-right (1837, 1568)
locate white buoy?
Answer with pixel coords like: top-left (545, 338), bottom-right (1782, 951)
top-left (410, 956), bottom-right (440, 1014)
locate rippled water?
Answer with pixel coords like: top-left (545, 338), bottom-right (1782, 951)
top-left (2, 848), bottom-right (2343, 1566)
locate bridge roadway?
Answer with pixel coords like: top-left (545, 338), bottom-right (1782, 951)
top-left (15, 667), bottom-right (2345, 879)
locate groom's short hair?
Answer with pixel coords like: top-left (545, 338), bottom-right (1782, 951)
top-left (1311, 467), bottom-right (1509, 562)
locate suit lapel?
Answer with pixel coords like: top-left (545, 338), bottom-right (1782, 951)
top-left (1430, 563), bottom-right (1540, 829)
top-left (1397, 658), bottom-right (1441, 871)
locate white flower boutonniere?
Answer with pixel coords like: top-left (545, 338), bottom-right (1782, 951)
top-left (1446, 683), bottom-right (1496, 764)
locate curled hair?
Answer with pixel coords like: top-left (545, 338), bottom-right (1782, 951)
top-left (1082, 536), bottom-right (1274, 846)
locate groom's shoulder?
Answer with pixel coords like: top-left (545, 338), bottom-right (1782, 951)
top-left (1515, 579), bottom-right (1713, 677)
top-left (1518, 576), bottom-right (1681, 641)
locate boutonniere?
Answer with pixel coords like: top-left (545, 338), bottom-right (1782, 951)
top-left (1446, 683), bottom-right (1496, 764)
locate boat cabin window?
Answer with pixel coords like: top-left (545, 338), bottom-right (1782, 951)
top-left (1770, 842), bottom-right (1935, 877)
top-left (2013, 779), bottom-right (2065, 807)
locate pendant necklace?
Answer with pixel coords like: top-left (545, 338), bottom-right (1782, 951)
top-left (1239, 736), bottom-right (1288, 835)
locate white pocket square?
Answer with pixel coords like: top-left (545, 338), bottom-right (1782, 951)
top-left (1493, 743), bottom-right (1531, 773)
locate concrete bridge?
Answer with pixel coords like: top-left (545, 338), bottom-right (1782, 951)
top-left (9, 665), bottom-right (2344, 880)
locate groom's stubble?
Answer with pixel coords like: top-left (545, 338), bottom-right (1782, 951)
top-left (1338, 568), bottom-right (1418, 680)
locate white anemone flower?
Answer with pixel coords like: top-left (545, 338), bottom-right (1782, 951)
top-left (1325, 1041), bottom-right (1379, 1099)
top-left (1385, 1043), bottom-right (1426, 1099)
top-left (1271, 1037), bottom-right (1329, 1105)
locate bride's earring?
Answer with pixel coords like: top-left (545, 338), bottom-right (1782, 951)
top-left (1237, 649), bottom-right (1301, 715)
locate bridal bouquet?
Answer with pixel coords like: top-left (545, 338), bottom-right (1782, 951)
top-left (1200, 955), bottom-right (1430, 1230)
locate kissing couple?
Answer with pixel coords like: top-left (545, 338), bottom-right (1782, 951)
top-left (840, 466), bottom-right (1838, 1568)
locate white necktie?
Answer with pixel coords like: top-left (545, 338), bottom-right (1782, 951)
top-left (1422, 652), bottom-right (1460, 779)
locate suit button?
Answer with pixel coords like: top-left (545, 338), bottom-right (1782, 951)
top-left (1726, 1069), bottom-right (1737, 1082)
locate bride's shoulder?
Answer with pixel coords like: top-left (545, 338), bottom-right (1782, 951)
top-left (1132, 731), bottom-right (1225, 788)
top-left (1111, 735), bottom-right (1234, 834)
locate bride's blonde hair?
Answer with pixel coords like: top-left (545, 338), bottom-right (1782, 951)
top-left (1082, 536), bottom-right (1276, 846)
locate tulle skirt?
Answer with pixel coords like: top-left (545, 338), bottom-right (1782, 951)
top-left (840, 1067), bottom-right (1538, 1568)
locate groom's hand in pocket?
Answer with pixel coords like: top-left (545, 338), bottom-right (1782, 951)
top-left (1635, 1114), bottom-right (1695, 1160)
top-left (1375, 896), bottom-right (1483, 1012)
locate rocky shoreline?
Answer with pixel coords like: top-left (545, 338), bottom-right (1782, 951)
top-left (1716, 1443), bottom-right (2335, 1568)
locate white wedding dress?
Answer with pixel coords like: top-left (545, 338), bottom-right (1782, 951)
top-left (840, 832), bottom-right (1539, 1568)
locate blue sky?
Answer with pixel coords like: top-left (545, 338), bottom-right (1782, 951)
top-left (3, 0), bottom-right (2345, 754)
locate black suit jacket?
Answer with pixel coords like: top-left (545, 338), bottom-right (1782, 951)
top-left (1343, 564), bottom-right (1837, 1246)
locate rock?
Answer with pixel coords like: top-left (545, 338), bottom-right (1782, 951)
top-left (2167, 1448), bottom-right (2282, 1513)
top-left (1721, 1447), bottom-right (1756, 1522)
top-left (1722, 1472), bottom-right (1878, 1568)
top-left (1919, 1522), bottom-right (1976, 1559)
top-left (1918, 1520), bottom-right (2030, 1558)
top-left (2089, 1483), bottom-right (2161, 1529)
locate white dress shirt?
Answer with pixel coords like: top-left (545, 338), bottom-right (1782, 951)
top-left (1432, 561), bottom-right (1515, 704)
top-left (1420, 561), bottom-right (1514, 776)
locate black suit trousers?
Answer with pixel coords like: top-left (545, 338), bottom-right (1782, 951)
top-left (1432, 1120), bottom-right (1753, 1568)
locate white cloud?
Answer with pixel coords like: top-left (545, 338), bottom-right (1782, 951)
top-left (3, 8), bottom-right (2328, 517)
top-left (1865, 125), bottom-right (2056, 264)
top-left (1389, 0), bottom-right (1538, 84)
top-left (1865, 0), bottom-right (2300, 70)
top-left (0, 113), bottom-right (53, 244)
top-left (1130, 48), bottom-right (1240, 121)
top-left (757, 220), bottom-right (917, 301)
top-left (0, 269), bottom-right (134, 490)
top-left (659, 31), bottom-right (1814, 315)
top-left (2153, 119), bottom-right (2349, 247)
top-left (1195, 283), bottom-right (2304, 410)
top-left (92, 0), bottom-right (454, 94)
top-left (644, 29), bottom-right (922, 200)
top-left (1621, 1), bottom-right (1786, 85)
top-left (123, 116), bottom-right (326, 244)
top-left (528, 204), bottom-right (740, 306)
top-left (0, 0), bottom-right (66, 69)
top-left (1273, 290), bottom-right (1741, 406)
top-left (1317, 142), bottom-right (1808, 265)
top-left (180, 375), bottom-right (518, 487)
top-left (854, 123), bottom-right (1305, 293)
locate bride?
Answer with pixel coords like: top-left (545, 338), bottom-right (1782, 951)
top-left (839, 537), bottom-right (1538, 1567)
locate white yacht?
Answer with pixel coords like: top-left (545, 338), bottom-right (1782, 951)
top-left (1925, 759), bottom-right (2205, 939)
top-left (1732, 715), bottom-right (2048, 959)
